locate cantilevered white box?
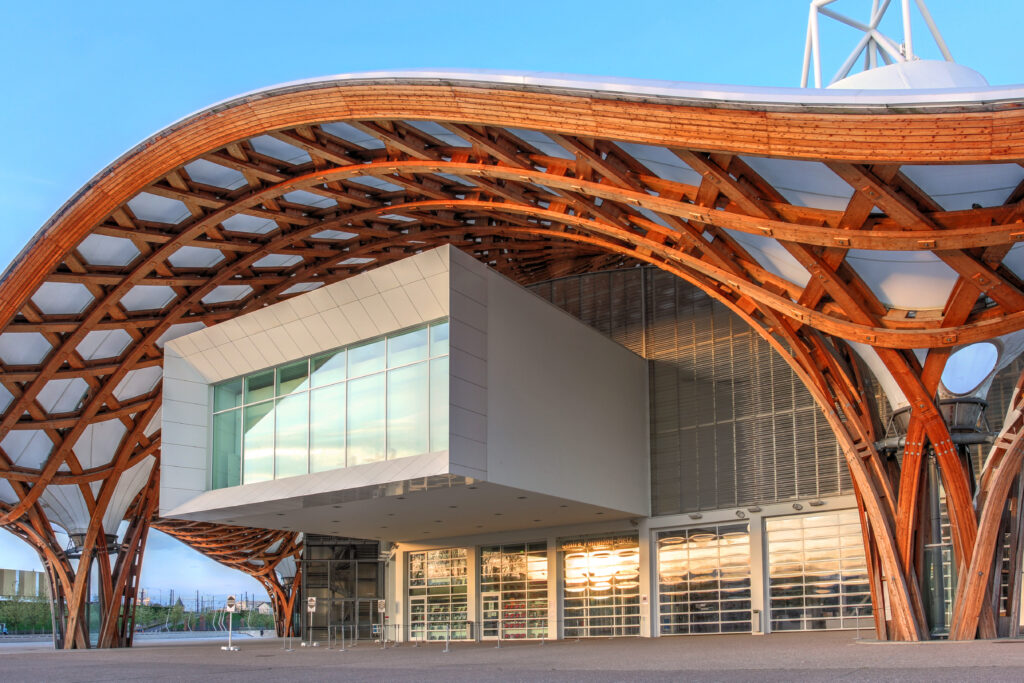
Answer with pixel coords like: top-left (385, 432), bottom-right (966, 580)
top-left (160, 246), bottom-right (648, 541)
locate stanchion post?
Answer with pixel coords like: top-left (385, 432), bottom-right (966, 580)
top-left (221, 596), bottom-right (239, 652)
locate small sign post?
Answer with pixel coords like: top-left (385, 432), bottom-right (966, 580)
top-left (303, 596), bottom-right (317, 647)
top-left (221, 595), bottom-right (239, 651)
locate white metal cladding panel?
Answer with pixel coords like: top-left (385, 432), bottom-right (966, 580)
top-left (530, 268), bottom-right (850, 515)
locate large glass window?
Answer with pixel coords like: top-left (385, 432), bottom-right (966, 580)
top-left (657, 523), bottom-right (751, 635)
top-left (210, 319), bottom-right (449, 489)
top-left (480, 542), bottom-right (548, 640)
top-left (408, 548), bottom-right (469, 641)
top-left (562, 536), bottom-right (640, 638)
top-left (766, 510), bottom-right (872, 631)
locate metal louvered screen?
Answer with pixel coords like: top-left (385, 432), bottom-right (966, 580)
top-left (530, 267), bottom-right (848, 515)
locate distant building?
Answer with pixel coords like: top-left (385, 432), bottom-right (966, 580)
top-left (0, 569), bottom-right (49, 599)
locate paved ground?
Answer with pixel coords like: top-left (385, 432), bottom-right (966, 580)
top-left (2, 631), bottom-right (1023, 682)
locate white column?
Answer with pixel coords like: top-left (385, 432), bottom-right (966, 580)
top-left (466, 545), bottom-right (479, 641)
top-left (547, 537), bottom-right (560, 640)
top-left (638, 526), bottom-right (654, 637)
top-left (391, 548), bottom-right (406, 642)
top-left (749, 515), bottom-right (768, 635)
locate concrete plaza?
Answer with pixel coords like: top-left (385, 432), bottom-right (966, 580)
top-left (2, 631), bottom-right (1023, 682)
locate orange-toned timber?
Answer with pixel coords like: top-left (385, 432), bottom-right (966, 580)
top-left (151, 520), bottom-right (302, 637)
top-left (2, 78), bottom-right (1024, 645)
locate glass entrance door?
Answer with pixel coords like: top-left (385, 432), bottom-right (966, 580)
top-left (357, 599), bottom-right (382, 640)
top-left (482, 592), bottom-right (500, 640)
top-left (409, 596), bottom-right (426, 641)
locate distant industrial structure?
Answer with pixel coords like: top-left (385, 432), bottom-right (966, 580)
top-left (0, 569), bottom-right (50, 599)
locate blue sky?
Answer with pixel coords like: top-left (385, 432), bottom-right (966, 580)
top-left (0, 0), bottom-right (1020, 599)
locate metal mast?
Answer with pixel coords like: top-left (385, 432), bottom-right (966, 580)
top-left (801, 0), bottom-right (955, 87)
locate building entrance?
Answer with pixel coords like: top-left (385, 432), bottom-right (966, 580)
top-left (300, 536), bottom-right (384, 642)
top-left (408, 548), bottom-right (469, 641)
top-left (480, 542), bottom-right (549, 639)
top-left (766, 510), bottom-right (871, 631)
top-left (656, 522), bottom-right (751, 635)
top-left (561, 536), bottom-right (640, 638)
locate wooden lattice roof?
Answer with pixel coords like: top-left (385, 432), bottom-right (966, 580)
top-left (3, 73), bottom-right (1024, 642)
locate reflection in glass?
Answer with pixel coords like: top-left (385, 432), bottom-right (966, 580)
top-left (348, 374), bottom-right (385, 466)
top-left (243, 401), bottom-right (274, 484)
top-left (244, 370), bottom-right (274, 404)
top-left (348, 339), bottom-right (385, 378)
top-left (310, 384), bottom-right (345, 472)
top-left (277, 359), bottom-right (309, 395)
top-left (657, 523), bottom-right (751, 635)
top-left (430, 321), bottom-right (449, 357)
top-left (388, 327), bottom-right (428, 367)
top-left (430, 357), bottom-right (449, 452)
top-left (311, 349), bottom-right (346, 387)
top-left (561, 537), bottom-right (639, 638)
top-left (212, 409), bottom-right (241, 488)
top-left (388, 363), bottom-right (428, 459)
top-left (275, 393), bottom-right (308, 478)
top-left (214, 379), bottom-right (242, 412)
top-left (211, 319), bottom-right (449, 488)
top-left (408, 548), bottom-right (469, 640)
top-left (480, 542), bottom-right (548, 639)
top-left (766, 510), bottom-right (871, 631)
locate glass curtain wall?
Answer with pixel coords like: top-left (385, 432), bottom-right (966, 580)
top-left (562, 537), bottom-right (640, 638)
top-left (211, 320), bottom-right (449, 488)
top-left (657, 523), bottom-right (751, 635)
top-left (408, 549), bottom-right (469, 641)
top-left (766, 510), bottom-right (872, 631)
top-left (480, 542), bottom-right (548, 639)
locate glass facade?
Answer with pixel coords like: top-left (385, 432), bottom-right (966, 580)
top-left (562, 536), bottom-right (640, 638)
top-left (766, 510), bottom-right (872, 631)
top-left (657, 523), bottom-right (751, 635)
top-left (480, 542), bottom-right (549, 639)
top-left (408, 548), bottom-right (470, 640)
top-left (210, 320), bottom-right (449, 488)
top-left (301, 537), bottom-right (383, 642)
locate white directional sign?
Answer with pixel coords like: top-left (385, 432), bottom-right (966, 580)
top-left (225, 595), bottom-right (237, 613)
top-left (307, 596), bottom-right (317, 613)
top-left (377, 599), bottom-right (386, 614)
